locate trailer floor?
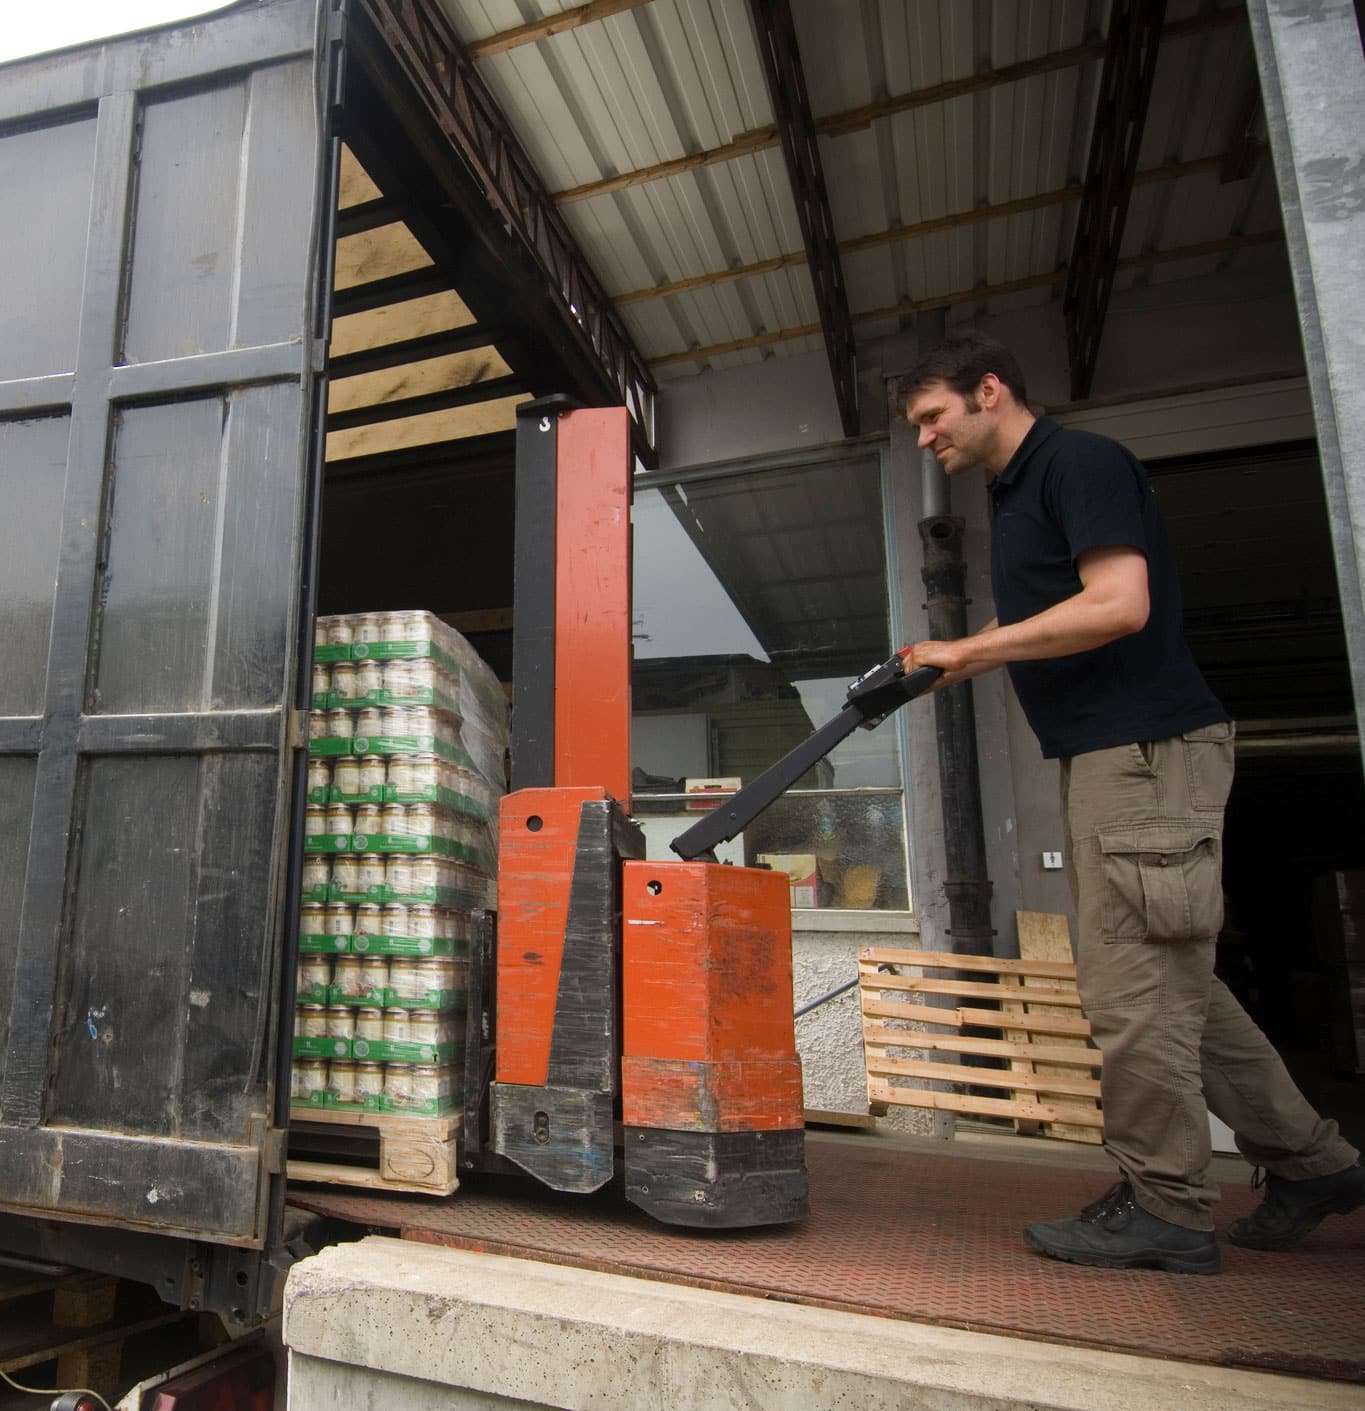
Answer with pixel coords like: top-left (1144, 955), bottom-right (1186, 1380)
top-left (288, 1127), bottom-right (1365, 1386)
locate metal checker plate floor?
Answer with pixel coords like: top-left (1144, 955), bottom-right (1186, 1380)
top-left (289, 1132), bottom-right (1365, 1384)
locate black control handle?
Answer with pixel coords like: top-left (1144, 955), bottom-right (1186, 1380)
top-left (669, 655), bottom-right (942, 862)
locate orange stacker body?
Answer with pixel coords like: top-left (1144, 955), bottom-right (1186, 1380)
top-left (474, 398), bottom-right (936, 1228)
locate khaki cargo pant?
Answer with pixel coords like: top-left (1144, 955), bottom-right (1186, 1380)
top-left (1061, 722), bottom-right (1358, 1230)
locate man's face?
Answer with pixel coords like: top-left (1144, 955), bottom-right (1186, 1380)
top-left (905, 380), bottom-right (993, 474)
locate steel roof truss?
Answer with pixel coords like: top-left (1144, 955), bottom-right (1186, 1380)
top-left (749, 0), bottom-right (858, 437)
top-left (1064, 0), bottom-right (1167, 400)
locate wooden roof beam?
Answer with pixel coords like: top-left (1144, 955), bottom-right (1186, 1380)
top-left (749, 0), bottom-right (858, 436)
top-left (325, 373), bottom-right (524, 432)
top-left (336, 195), bottom-right (408, 238)
top-left (1064, 0), bottom-right (1167, 400)
top-left (648, 230), bottom-right (1283, 369)
top-left (331, 267), bottom-right (451, 317)
top-left (329, 324), bottom-right (502, 379)
top-left (465, 0), bottom-right (654, 59)
top-left (554, 8), bottom-right (1244, 206)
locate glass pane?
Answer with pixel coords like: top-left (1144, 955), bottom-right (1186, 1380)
top-left (0, 115), bottom-right (95, 381)
top-left (633, 790), bottom-right (908, 912)
top-left (748, 791), bottom-right (909, 911)
top-left (0, 416), bottom-right (70, 716)
top-left (0, 758), bottom-right (38, 1106)
top-left (631, 453), bottom-right (907, 908)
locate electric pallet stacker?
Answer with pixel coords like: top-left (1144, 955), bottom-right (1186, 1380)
top-left (459, 399), bottom-right (939, 1229)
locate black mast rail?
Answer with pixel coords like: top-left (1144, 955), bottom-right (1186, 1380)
top-left (670, 657), bottom-right (942, 863)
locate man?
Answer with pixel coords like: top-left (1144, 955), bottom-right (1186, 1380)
top-left (901, 331), bottom-right (1364, 1276)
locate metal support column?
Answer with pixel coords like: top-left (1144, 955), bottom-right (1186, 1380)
top-left (1248, 0), bottom-right (1365, 772)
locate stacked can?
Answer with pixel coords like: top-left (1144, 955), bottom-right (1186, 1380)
top-left (293, 609), bottom-right (507, 1117)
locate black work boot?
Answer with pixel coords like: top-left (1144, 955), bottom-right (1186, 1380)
top-left (1227, 1160), bottom-right (1365, 1251)
top-left (1024, 1180), bottom-right (1220, 1275)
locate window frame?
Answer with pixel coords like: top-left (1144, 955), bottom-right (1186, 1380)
top-left (632, 437), bottom-right (915, 920)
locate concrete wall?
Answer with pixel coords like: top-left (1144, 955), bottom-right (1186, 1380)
top-left (283, 1236), bottom-right (1359, 1411)
top-left (876, 258), bottom-right (1304, 411)
top-left (655, 346), bottom-right (849, 471)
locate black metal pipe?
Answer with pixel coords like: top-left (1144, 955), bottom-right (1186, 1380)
top-left (919, 516), bottom-right (994, 956)
top-left (794, 976), bottom-right (858, 1019)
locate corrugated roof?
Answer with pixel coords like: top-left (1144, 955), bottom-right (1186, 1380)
top-left (438, 0), bottom-right (1277, 397)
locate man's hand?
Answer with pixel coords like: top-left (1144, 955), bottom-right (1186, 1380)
top-left (898, 640), bottom-right (989, 688)
top-left (900, 639), bottom-right (967, 672)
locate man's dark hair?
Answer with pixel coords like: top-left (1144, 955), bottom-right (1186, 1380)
top-left (904, 331), bottom-right (1028, 407)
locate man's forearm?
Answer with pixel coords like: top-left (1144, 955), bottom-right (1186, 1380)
top-left (905, 548), bottom-right (1150, 677)
top-left (952, 593), bottom-right (1139, 669)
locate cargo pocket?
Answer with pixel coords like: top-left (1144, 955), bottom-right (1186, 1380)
top-left (1097, 821), bottom-right (1223, 941)
top-left (1182, 721), bottom-right (1235, 813)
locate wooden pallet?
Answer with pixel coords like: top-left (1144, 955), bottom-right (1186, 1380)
top-left (0, 1267), bottom-right (193, 1401)
top-left (287, 1107), bottom-right (461, 1195)
top-left (1009, 911), bottom-right (1102, 1143)
top-left (858, 945), bottom-right (1103, 1142)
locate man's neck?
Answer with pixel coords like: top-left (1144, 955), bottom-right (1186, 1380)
top-left (984, 406), bottom-right (1037, 474)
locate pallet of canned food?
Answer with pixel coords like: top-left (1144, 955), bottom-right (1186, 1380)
top-left (289, 609), bottom-right (507, 1190)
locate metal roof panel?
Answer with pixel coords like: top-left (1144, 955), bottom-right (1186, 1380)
top-left (437, 0), bottom-right (1276, 385)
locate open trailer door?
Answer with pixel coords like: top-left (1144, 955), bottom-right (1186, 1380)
top-left (0, 0), bottom-right (336, 1318)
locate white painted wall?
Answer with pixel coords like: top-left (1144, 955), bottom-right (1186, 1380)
top-left (655, 347), bottom-right (847, 472)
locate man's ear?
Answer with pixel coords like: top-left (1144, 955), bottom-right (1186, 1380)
top-left (978, 373), bottom-right (1001, 409)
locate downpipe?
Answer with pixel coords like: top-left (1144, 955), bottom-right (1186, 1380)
top-left (919, 516), bottom-right (994, 956)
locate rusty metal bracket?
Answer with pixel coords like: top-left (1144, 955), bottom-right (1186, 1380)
top-left (1064, 0), bottom-right (1166, 399)
top-left (749, 0), bottom-right (859, 436)
top-left (357, 0), bottom-right (656, 458)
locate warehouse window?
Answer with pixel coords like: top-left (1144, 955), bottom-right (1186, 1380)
top-left (630, 447), bottom-right (909, 912)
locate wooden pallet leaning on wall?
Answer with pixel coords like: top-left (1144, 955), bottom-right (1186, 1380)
top-left (287, 1109), bottom-right (461, 1195)
top-left (858, 946), bottom-right (1103, 1142)
top-left (1010, 911), bottom-right (1103, 1143)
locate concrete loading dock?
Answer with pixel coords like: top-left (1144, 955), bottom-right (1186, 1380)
top-left (283, 1129), bottom-right (1365, 1409)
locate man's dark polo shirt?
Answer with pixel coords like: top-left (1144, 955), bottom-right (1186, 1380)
top-left (989, 416), bottom-right (1226, 759)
